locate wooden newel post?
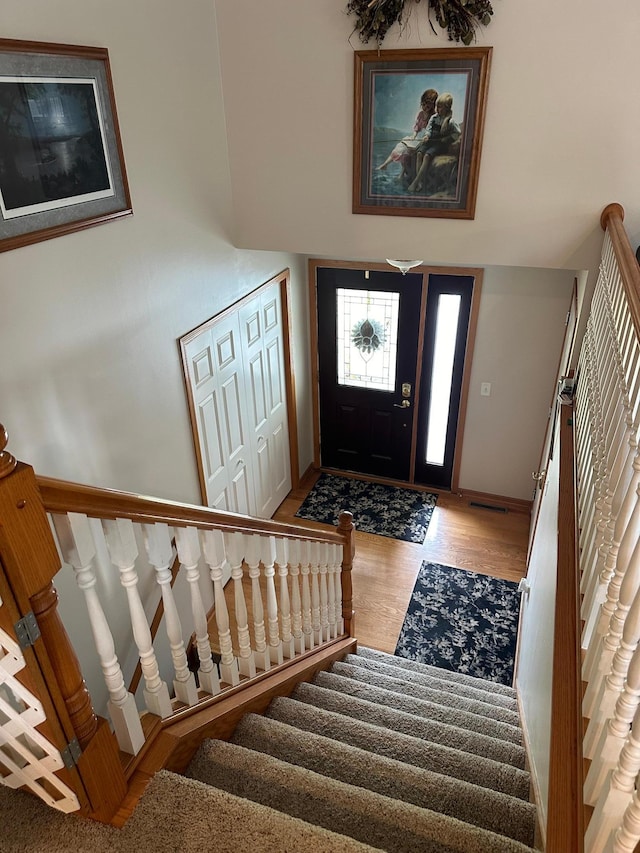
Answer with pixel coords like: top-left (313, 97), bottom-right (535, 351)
top-left (0, 423), bottom-right (17, 478)
top-left (30, 585), bottom-right (98, 747)
top-left (0, 424), bottom-right (126, 821)
top-left (0, 425), bottom-right (98, 746)
top-left (338, 510), bottom-right (356, 637)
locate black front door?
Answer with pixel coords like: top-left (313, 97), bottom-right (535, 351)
top-left (317, 267), bottom-right (422, 480)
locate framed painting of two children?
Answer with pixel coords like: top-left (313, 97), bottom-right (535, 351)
top-left (353, 47), bottom-right (492, 219)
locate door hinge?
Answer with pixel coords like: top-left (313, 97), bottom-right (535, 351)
top-left (14, 612), bottom-right (41, 649)
top-left (60, 738), bottom-right (82, 769)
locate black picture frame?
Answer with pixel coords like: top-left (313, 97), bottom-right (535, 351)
top-left (353, 47), bottom-right (492, 220)
top-left (0, 38), bottom-right (132, 252)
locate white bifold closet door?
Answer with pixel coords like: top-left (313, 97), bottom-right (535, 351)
top-left (183, 281), bottom-right (291, 519)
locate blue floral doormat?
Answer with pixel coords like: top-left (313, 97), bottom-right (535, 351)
top-left (295, 474), bottom-right (437, 543)
top-left (394, 561), bottom-right (522, 685)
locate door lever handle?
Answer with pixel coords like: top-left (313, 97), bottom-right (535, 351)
top-left (394, 400), bottom-right (411, 408)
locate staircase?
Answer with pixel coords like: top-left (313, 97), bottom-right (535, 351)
top-left (184, 646), bottom-right (537, 853)
top-left (0, 646), bottom-right (538, 852)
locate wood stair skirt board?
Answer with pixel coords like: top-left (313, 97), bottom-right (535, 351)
top-left (135, 638), bottom-right (358, 777)
top-left (0, 646), bottom-right (537, 851)
top-left (458, 489), bottom-right (533, 515)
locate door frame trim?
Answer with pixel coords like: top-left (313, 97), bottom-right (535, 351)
top-left (308, 259), bottom-right (483, 493)
top-left (179, 269), bottom-right (299, 506)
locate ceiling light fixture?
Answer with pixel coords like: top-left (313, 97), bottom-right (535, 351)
top-left (386, 258), bottom-right (423, 275)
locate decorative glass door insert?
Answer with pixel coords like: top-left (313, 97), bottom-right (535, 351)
top-left (336, 288), bottom-right (399, 391)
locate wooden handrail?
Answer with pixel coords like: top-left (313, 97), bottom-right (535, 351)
top-left (36, 475), bottom-right (347, 545)
top-left (601, 203), bottom-right (640, 343)
top-left (546, 405), bottom-right (583, 853)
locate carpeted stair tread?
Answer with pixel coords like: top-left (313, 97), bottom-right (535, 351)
top-left (188, 738), bottom-right (535, 853)
top-left (0, 769), bottom-right (377, 853)
top-left (232, 712), bottom-right (536, 846)
top-left (293, 680), bottom-right (525, 768)
top-left (314, 670), bottom-right (522, 745)
top-left (348, 650), bottom-right (517, 708)
top-left (358, 646), bottom-right (517, 697)
top-left (129, 771), bottom-right (377, 853)
top-left (265, 696), bottom-right (530, 799)
top-left (332, 660), bottom-right (521, 726)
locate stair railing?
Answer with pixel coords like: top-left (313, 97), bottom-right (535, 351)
top-left (569, 203), bottom-right (640, 852)
top-left (0, 432), bottom-right (355, 822)
top-left (547, 401), bottom-right (583, 852)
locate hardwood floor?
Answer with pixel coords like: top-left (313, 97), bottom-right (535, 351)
top-left (272, 469), bottom-right (530, 655)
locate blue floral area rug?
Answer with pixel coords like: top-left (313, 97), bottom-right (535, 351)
top-left (394, 561), bottom-right (522, 685)
top-left (295, 474), bottom-right (437, 543)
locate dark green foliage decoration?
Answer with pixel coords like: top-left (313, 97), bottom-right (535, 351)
top-left (346, 0), bottom-right (493, 47)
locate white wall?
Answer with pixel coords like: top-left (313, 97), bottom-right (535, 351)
top-left (0, 0), bottom-right (313, 714)
top-left (215, 0), bottom-right (640, 273)
top-left (459, 266), bottom-right (574, 499)
top-left (516, 413), bottom-right (560, 834)
top-left (0, 0), bottom-right (312, 499)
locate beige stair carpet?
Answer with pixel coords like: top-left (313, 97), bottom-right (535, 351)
top-left (230, 711), bottom-right (536, 845)
top-left (0, 770), bottom-right (376, 853)
top-left (293, 678), bottom-right (526, 767)
top-left (187, 738), bottom-right (534, 853)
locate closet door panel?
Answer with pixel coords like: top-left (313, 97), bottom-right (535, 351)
top-left (260, 288), bottom-right (291, 515)
top-left (182, 279), bottom-right (291, 520)
top-left (184, 331), bottom-right (231, 512)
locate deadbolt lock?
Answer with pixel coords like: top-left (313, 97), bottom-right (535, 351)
top-left (401, 383), bottom-right (411, 398)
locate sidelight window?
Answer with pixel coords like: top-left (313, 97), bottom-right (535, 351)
top-left (425, 294), bottom-right (461, 466)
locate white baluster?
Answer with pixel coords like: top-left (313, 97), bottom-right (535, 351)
top-left (52, 513), bottom-right (144, 755)
top-left (613, 785), bottom-right (640, 852)
top-left (581, 339), bottom-right (611, 581)
top-left (174, 526), bottom-right (219, 697)
top-left (586, 710), bottom-right (640, 853)
top-left (584, 503), bottom-right (640, 721)
top-left (275, 538), bottom-right (295, 660)
top-left (584, 616), bottom-right (640, 805)
top-left (288, 539), bottom-right (304, 655)
top-left (584, 581), bottom-right (640, 758)
top-left (225, 531), bottom-right (256, 678)
top-left (102, 518), bottom-right (173, 720)
top-left (299, 540), bottom-right (314, 650)
top-left (201, 529), bottom-right (240, 686)
top-left (143, 523), bottom-right (199, 707)
top-left (327, 543), bottom-right (339, 639)
top-left (319, 542), bottom-right (330, 644)
top-left (244, 534), bottom-right (270, 672)
top-left (584, 456), bottom-right (640, 683)
top-left (578, 346), bottom-right (601, 561)
top-left (335, 543), bottom-right (345, 634)
top-left (582, 423), bottom-right (636, 649)
top-left (585, 636), bottom-right (640, 804)
top-left (260, 536), bottom-right (283, 665)
top-left (309, 541), bottom-right (322, 646)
